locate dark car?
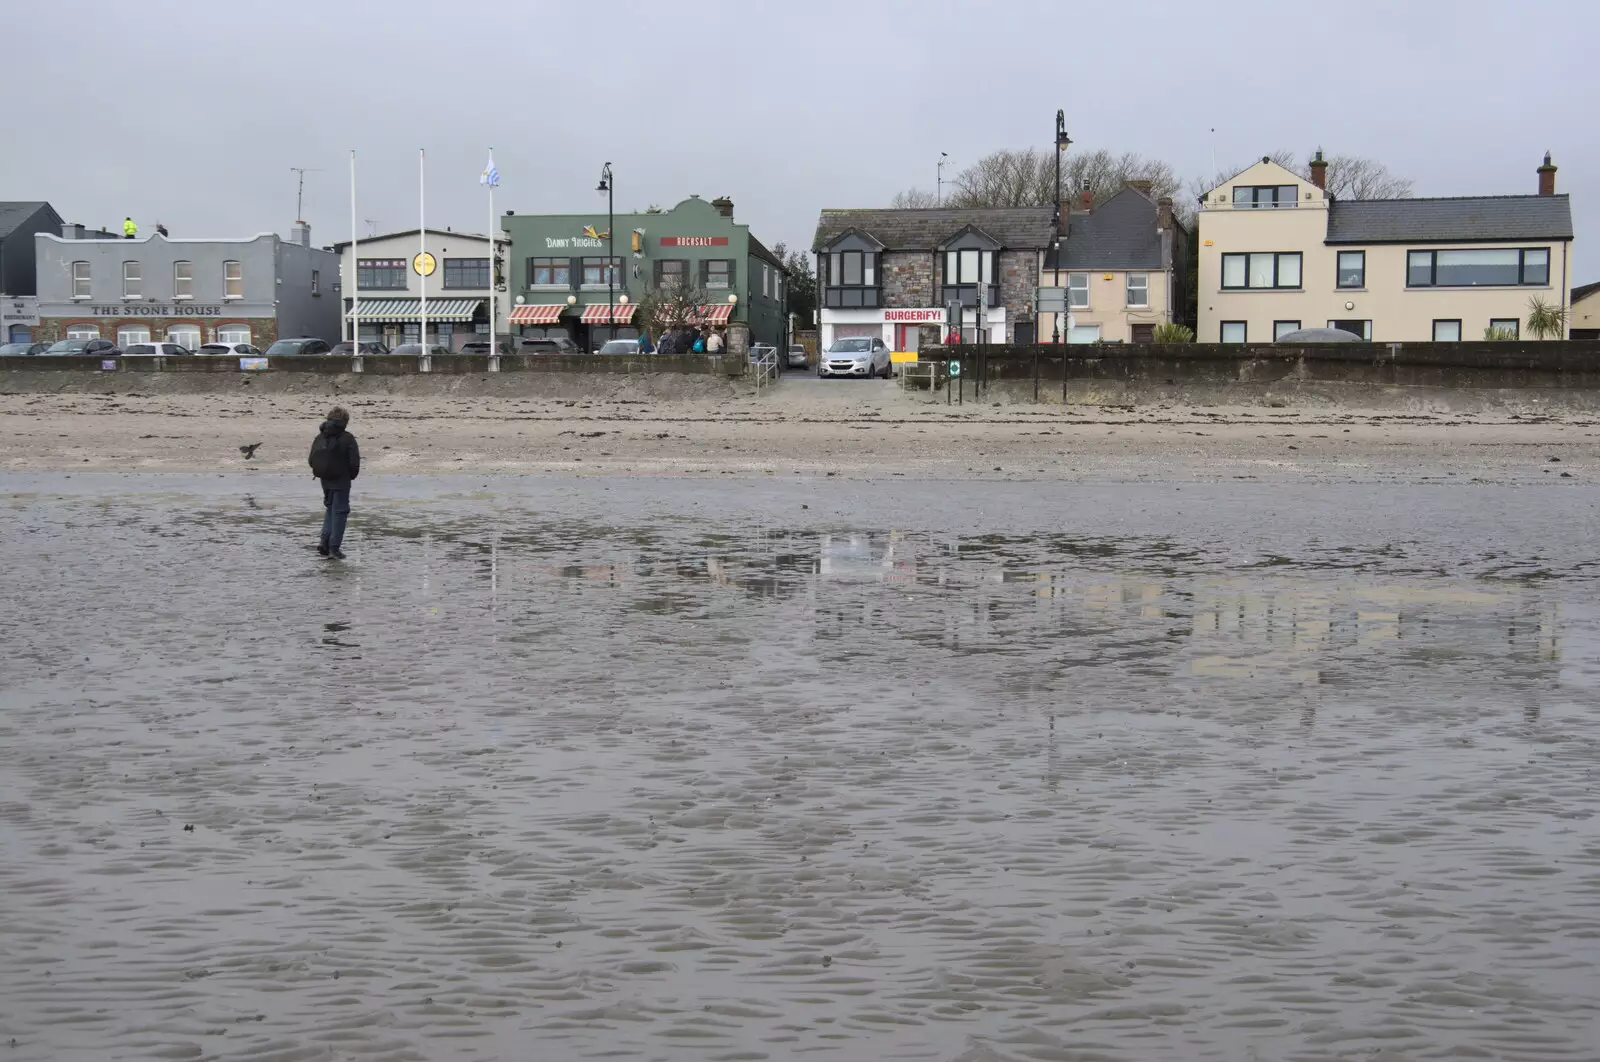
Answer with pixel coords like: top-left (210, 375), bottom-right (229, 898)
top-left (45, 338), bottom-right (121, 356)
top-left (263, 338), bottom-right (332, 356)
top-left (510, 335), bottom-right (580, 354)
top-left (0, 342), bottom-right (49, 356)
top-left (329, 341), bottom-right (389, 356)
top-left (391, 343), bottom-right (452, 356)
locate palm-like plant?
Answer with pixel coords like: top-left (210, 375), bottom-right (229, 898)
top-left (1526, 296), bottom-right (1567, 340)
top-left (1151, 323), bottom-right (1195, 343)
top-left (1483, 326), bottom-right (1518, 341)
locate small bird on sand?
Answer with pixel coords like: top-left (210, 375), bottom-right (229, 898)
top-left (239, 443), bottom-right (261, 460)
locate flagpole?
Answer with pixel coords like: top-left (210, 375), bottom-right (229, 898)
top-left (349, 150), bottom-right (358, 347)
top-left (419, 148), bottom-right (427, 352)
top-left (487, 145), bottom-right (496, 356)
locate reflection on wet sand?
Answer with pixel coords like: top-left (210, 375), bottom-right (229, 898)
top-left (2, 476), bottom-right (1598, 1062)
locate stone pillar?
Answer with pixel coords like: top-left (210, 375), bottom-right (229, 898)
top-left (726, 322), bottom-right (750, 358)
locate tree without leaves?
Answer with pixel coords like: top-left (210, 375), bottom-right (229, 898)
top-left (890, 188), bottom-right (940, 209)
top-left (633, 282), bottom-right (715, 342)
top-left (1190, 150), bottom-right (1412, 206)
top-left (771, 241), bottom-right (817, 326)
top-left (892, 148), bottom-right (1181, 211)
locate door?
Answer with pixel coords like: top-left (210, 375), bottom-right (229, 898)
top-left (8, 325), bottom-right (28, 344)
top-left (1013, 320), bottom-right (1037, 345)
top-left (894, 324), bottom-right (923, 353)
top-left (1130, 324), bottom-right (1155, 344)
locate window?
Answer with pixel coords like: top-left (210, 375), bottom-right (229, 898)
top-left (117, 326), bottom-right (150, 348)
top-left (658, 258), bottom-right (689, 289)
top-left (223, 260), bottom-right (242, 298)
top-left (173, 261), bottom-right (193, 298)
top-left (1066, 324), bottom-right (1101, 344)
top-left (218, 325), bottom-right (251, 345)
top-left (1232, 185), bottom-right (1300, 209)
top-left (1274, 320), bottom-right (1302, 340)
top-left (1432, 319), bottom-right (1462, 342)
top-left (166, 326), bottom-right (200, 350)
top-left (1327, 319), bottom-right (1372, 340)
top-left (122, 261), bottom-right (141, 298)
top-left (443, 258), bottom-right (490, 289)
top-left (1337, 251), bottom-right (1365, 289)
top-left (1489, 318), bottom-right (1520, 338)
top-left (358, 258), bottom-right (408, 289)
top-left (1407, 247), bottom-right (1550, 287)
top-left (1220, 321), bottom-right (1247, 343)
top-left (828, 251), bottom-right (879, 287)
top-left (703, 260), bottom-right (733, 289)
top-left (311, 269), bottom-right (321, 295)
top-left (763, 263), bottom-right (770, 297)
top-left (527, 257), bottom-right (570, 286)
top-left (1221, 252), bottom-right (1301, 290)
top-left (944, 249), bottom-right (994, 284)
top-left (71, 261), bottom-right (90, 298)
top-left (1067, 272), bottom-right (1089, 308)
top-left (67, 324), bottom-right (100, 339)
top-left (581, 257), bottom-right (621, 286)
top-left (1125, 273), bottom-right (1148, 307)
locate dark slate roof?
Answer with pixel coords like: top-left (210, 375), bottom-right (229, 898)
top-left (1325, 195), bottom-right (1572, 244)
top-left (748, 233), bottom-right (786, 270)
top-left (1571, 280), bottom-right (1600, 304)
top-left (1047, 188), bottom-right (1168, 270)
top-left (0, 201), bottom-right (58, 239)
top-left (813, 206), bottom-right (1054, 251)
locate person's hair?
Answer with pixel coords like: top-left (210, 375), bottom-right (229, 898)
top-left (327, 405), bottom-right (350, 423)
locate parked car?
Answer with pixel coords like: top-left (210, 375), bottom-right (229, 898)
top-left (263, 337), bottom-right (332, 356)
top-left (0, 342), bottom-right (49, 355)
top-left (329, 341), bottom-right (390, 356)
top-left (390, 343), bottom-right (452, 356)
top-left (787, 343), bottom-right (808, 368)
top-left (125, 342), bottom-right (194, 356)
top-left (45, 338), bottom-right (121, 356)
top-left (1276, 327), bottom-right (1362, 343)
top-left (819, 336), bottom-right (892, 379)
top-left (516, 335), bottom-right (581, 354)
top-left (597, 339), bottom-right (641, 355)
top-left (197, 342), bottom-right (265, 357)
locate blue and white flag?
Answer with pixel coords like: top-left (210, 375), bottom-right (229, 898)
top-left (480, 153), bottom-right (500, 188)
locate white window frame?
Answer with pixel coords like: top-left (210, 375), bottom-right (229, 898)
top-left (122, 261), bottom-right (142, 299)
top-left (311, 269), bottom-right (320, 295)
top-left (1067, 272), bottom-right (1089, 308)
top-left (67, 324), bottom-right (100, 340)
top-left (1066, 324), bottom-right (1101, 344)
top-left (217, 325), bottom-right (252, 345)
top-left (166, 325), bottom-right (201, 350)
top-left (223, 260), bottom-right (242, 299)
top-left (173, 260), bottom-right (193, 299)
top-left (1125, 273), bottom-right (1148, 307)
top-left (117, 325), bottom-right (151, 348)
top-left (71, 261), bottom-right (91, 299)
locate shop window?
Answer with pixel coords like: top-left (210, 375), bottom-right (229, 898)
top-left (1125, 273), bottom-right (1148, 307)
top-left (166, 326), bottom-right (201, 350)
top-left (173, 261), bottom-right (193, 299)
top-left (72, 261), bottom-right (91, 298)
top-left (527, 257), bottom-right (570, 286)
top-left (358, 258), bottom-right (408, 289)
top-left (443, 258), bottom-right (490, 289)
top-left (118, 326), bottom-right (151, 348)
top-left (223, 260), bottom-right (242, 298)
top-left (123, 261), bottom-right (141, 298)
top-left (67, 324), bottom-right (101, 340)
top-left (217, 325), bottom-right (251, 345)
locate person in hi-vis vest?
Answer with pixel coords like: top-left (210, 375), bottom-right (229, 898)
top-left (122, 217), bottom-right (137, 239)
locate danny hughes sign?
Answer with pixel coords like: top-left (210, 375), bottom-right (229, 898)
top-left (82, 305), bottom-right (226, 317)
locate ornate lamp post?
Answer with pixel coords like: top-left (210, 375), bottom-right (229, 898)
top-left (597, 162), bottom-right (614, 341)
top-left (1053, 110), bottom-right (1072, 344)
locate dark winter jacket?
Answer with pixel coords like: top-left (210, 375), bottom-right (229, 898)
top-left (309, 419), bottom-right (360, 487)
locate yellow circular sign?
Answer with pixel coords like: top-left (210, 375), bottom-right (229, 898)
top-left (412, 252), bottom-right (437, 277)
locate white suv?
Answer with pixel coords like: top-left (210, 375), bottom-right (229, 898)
top-left (125, 342), bottom-right (194, 356)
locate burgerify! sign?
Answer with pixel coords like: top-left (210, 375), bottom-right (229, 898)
top-left (884, 308), bottom-right (945, 323)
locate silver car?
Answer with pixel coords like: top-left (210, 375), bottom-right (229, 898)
top-left (819, 337), bottom-right (891, 379)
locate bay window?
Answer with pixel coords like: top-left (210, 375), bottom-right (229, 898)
top-left (823, 249), bottom-right (880, 308)
top-left (1408, 247), bottom-right (1550, 287)
top-left (1222, 252), bottom-right (1301, 290)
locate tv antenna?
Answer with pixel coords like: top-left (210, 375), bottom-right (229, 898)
top-left (937, 152), bottom-right (949, 206)
top-left (364, 217), bottom-right (378, 237)
top-left (289, 166), bottom-right (324, 221)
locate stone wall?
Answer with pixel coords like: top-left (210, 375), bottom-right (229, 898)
top-left (997, 251), bottom-right (1037, 340)
top-left (881, 251), bottom-right (934, 307)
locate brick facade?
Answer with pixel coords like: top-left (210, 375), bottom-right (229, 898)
top-left (31, 316), bottom-right (278, 346)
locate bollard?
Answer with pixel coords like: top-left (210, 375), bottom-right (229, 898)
top-left (488, 354), bottom-right (500, 373)
top-left (419, 354), bottom-right (431, 373)
top-left (352, 355), bottom-right (364, 374)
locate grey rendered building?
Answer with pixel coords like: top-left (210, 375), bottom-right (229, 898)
top-left (1, 202), bottom-right (67, 343)
top-left (31, 221), bottom-right (340, 350)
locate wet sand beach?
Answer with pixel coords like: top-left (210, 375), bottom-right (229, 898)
top-left (3, 392), bottom-right (1600, 1060)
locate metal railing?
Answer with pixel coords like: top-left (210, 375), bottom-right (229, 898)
top-left (749, 344), bottom-right (779, 393)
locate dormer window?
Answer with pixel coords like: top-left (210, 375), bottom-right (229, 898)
top-left (1232, 185), bottom-right (1300, 209)
top-left (822, 230), bottom-right (883, 308)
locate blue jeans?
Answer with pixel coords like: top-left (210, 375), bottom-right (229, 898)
top-left (321, 486), bottom-right (351, 551)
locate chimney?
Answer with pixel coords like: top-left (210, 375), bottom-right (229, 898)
top-left (1079, 187), bottom-right (1094, 212)
top-left (1537, 152), bottom-right (1557, 196)
top-left (1156, 196), bottom-right (1174, 232)
top-left (291, 221), bottom-right (311, 247)
top-left (711, 196), bottom-right (734, 218)
top-left (1309, 149), bottom-right (1328, 190)
top-left (61, 222), bottom-right (84, 240)
top-left (1125, 179), bottom-right (1153, 194)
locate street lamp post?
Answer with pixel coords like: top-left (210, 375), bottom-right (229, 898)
top-left (1053, 109), bottom-right (1072, 344)
top-left (597, 162), bottom-right (614, 343)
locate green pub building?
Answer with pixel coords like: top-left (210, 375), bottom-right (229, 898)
top-left (502, 195), bottom-right (787, 352)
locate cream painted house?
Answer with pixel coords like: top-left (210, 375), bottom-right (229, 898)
top-left (1038, 186), bottom-right (1189, 343)
top-left (1572, 281), bottom-right (1600, 340)
top-left (1197, 154), bottom-right (1574, 343)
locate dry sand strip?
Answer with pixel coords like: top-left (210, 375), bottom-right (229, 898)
top-left (1, 390), bottom-right (1597, 484)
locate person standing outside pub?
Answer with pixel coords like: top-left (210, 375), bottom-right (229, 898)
top-left (308, 406), bottom-right (360, 559)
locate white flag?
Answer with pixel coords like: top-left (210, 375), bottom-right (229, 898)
top-left (480, 153), bottom-right (500, 188)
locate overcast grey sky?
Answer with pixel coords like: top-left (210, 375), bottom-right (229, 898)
top-left (8, 0), bottom-right (1595, 280)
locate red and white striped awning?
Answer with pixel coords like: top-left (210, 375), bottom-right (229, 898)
top-left (689, 303), bottom-right (734, 325)
top-left (580, 303), bottom-right (635, 324)
top-left (508, 303), bottom-right (564, 325)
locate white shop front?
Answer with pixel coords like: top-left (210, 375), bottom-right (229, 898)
top-left (820, 306), bottom-right (1008, 352)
